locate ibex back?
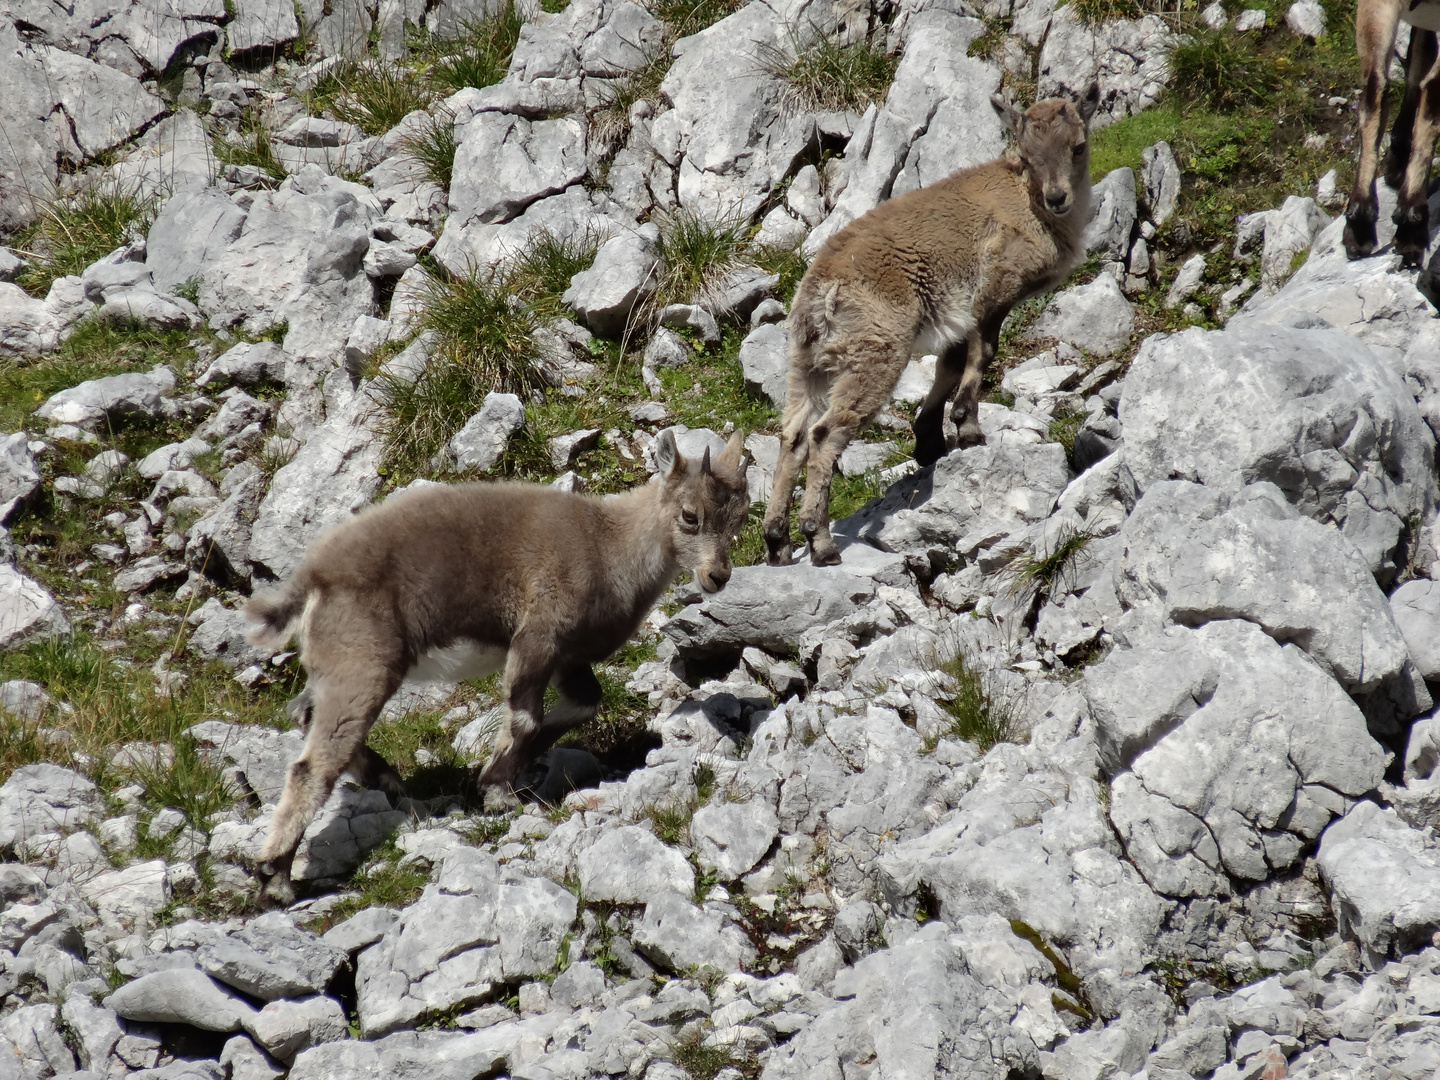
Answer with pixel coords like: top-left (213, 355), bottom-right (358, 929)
top-left (763, 84), bottom-right (1100, 567)
top-left (243, 429), bottom-right (750, 907)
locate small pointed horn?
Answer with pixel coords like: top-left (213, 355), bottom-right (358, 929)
top-left (717, 429), bottom-right (745, 476)
top-left (701, 445), bottom-right (712, 475)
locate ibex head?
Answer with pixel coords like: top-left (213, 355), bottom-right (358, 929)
top-left (991, 82), bottom-right (1101, 219)
top-left (653, 428), bottom-right (751, 593)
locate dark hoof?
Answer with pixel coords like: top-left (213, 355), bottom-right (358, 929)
top-left (764, 545), bottom-right (795, 566)
top-left (481, 783), bottom-right (520, 813)
top-left (1344, 203), bottom-right (1379, 261)
top-left (1393, 205), bottom-right (1431, 269)
top-left (809, 540), bottom-right (842, 567)
top-left (914, 434), bottom-right (946, 468)
top-left (256, 865), bottom-right (296, 910)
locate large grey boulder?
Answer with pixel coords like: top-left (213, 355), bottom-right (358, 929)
top-left (35, 365), bottom-right (176, 429)
top-left (1233, 186), bottom-right (1440, 351)
top-left (250, 995), bottom-right (347, 1061)
top-left (0, 283), bottom-right (60, 358)
top-left (1084, 168), bottom-right (1137, 259)
top-left (0, 562), bottom-right (66, 650)
top-left (632, 890), bottom-right (757, 974)
top-left (1, 1003), bottom-right (75, 1078)
top-left (80, 859), bottom-right (171, 932)
top-left (0, 764), bottom-right (101, 852)
top-left (1390, 580), bottom-right (1440, 681)
top-left (1030, 273), bottom-right (1135, 356)
top-left (198, 913), bottom-right (347, 1001)
top-left (0, 433), bottom-right (39, 523)
top-left (196, 342), bottom-right (288, 388)
top-left (1317, 800), bottom-right (1440, 966)
top-left (199, 170), bottom-right (378, 363)
top-left (247, 384), bottom-right (384, 582)
top-left (147, 187), bottom-right (249, 294)
top-left (1121, 323), bottom-right (1437, 578)
top-left (355, 849), bottom-right (577, 1036)
top-left (663, 563), bottom-right (877, 659)
top-left (691, 799), bottom-right (780, 879)
top-left (1087, 620), bottom-right (1385, 892)
top-left (762, 922), bottom-right (1012, 1079)
top-left (1036, 5), bottom-right (1172, 125)
top-left (561, 224), bottom-right (656, 337)
top-left (576, 824), bottom-right (694, 902)
top-left (105, 968), bottom-right (259, 1032)
top-left (449, 392), bottom-right (525, 473)
top-left (739, 321), bottom-right (789, 407)
top-left (806, 10), bottom-right (1005, 251)
top-left (1115, 481), bottom-right (1411, 692)
top-left (289, 1020), bottom-right (563, 1080)
top-left (448, 113), bottom-right (586, 230)
top-left (227, 0), bottom-right (300, 50)
top-left (434, 184), bottom-right (628, 276)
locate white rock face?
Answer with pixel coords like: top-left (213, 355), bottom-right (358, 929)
top-left (0, 764), bottom-right (101, 853)
top-left (34, 366), bottom-right (176, 429)
top-left (1390, 580), bottom-right (1440, 680)
top-left (632, 889), bottom-right (757, 974)
top-left (1088, 620), bottom-right (1385, 889)
top-left (1115, 481), bottom-right (1412, 692)
top-left (1032, 274), bottom-right (1135, 356)
top-left (1121, 323), bottom-right (1437, 578)
top-left (577, 824), bottom-right (695, 902)
top-left (739, 321), bottom-right (789, 407)
top-left (1084, 168), bottom-right (1137, 259)
top-left (448, 113), bottom-right (587, 229)
top-left (561, 224), bottom-right (657, 338)
top-left (449, 392), bottom-right (526, 473)
top-left (80, 859), bottom-right (172, 932)
top-left (692, 800), bottom-right (780, 880)
top-left (106, 967), bottom-right (258, 1031)
top-left (1037, 6), bottom-right (1172, 128)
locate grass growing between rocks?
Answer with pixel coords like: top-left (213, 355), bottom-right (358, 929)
top-left (310, 838), bottom-right (430, 932)
top-left (644, 0), bottom-right (744, 34)
top-left (412, 3), bottom-right (526, 94)
top-left (927, 649), bottom-right (1025, 753)
top-left (12, 184), bottom-right (157, 299)
top-left (757, 32), bottom-right (898, 115)
top-left (590, 48), bottom-right (674, 154)
top-left (1003, 525), bottom-right (1093, 608)
top-left (212, 113), bottom-right (289, 182)
top-left (670, 1027), bottom-right (759, 1079)
top-left (313, 61), bottom-right (437, 136)
top-left (400, 106), bottom-right (458, 189)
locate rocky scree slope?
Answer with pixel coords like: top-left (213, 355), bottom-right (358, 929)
top-left (2, 0), bottom-right (1440, 1076)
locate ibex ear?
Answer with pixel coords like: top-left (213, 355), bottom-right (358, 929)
top-left (1077, 82), bottom-right (1100, 125)
top-left (991, 94), bottom-right (1024, 136)
top-left (654, 428), bottom-right (681, 479)
top-left (716, 429), bottom-right (745, 478)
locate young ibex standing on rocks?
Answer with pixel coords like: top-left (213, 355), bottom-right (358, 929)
top-left (1342, 0), bottom-right (1440, 308)
top-left (243, 429), bottom-right (750, 907)
top-left (763, 84), bottom-right (1101, 568)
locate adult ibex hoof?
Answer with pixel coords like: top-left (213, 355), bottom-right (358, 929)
top-left (809, 539), bottom-right (842, 567)
top-left (1343, 208), bottom-right (1378, 261)
top-left (256, 864), bottom-right (296, 910)
top-left (1393, 205), bottom-right (1431, 269)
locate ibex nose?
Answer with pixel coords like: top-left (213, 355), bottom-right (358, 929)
top-left (1045, 190), bottom-right (1070, 214)
top-left (701, 564), bottom-right (732, 592)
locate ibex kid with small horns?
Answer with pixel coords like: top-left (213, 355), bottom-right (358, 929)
top-left (244, 429), bottom-right (751, 907)
top-left (764, 84), bottom-right (1102, 568)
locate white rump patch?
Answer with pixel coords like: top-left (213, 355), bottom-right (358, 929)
top-left (406, 640), bottom-right (508, 684)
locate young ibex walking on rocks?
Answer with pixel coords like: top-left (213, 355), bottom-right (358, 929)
top-left (763, 84), bottom-right (1101, 568)
top-left (244, 429), bottom-right (750, 907)
top-left (1342, 0), bottom-right (1440, 307)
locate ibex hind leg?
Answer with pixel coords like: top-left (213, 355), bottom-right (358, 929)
top-left (256, 668), bottom-right (398, 908)
top-left (764, 367), bottom-right (823, 566)
top-left (476, 634), bottom-right (555, 811)
top-left (914, 343), bottom-right (965, 467)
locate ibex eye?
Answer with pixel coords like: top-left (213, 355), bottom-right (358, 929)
top-left (682, 509), bottom-right (699, 526)
top-left (1072, 143), bottom-right (1086, 156)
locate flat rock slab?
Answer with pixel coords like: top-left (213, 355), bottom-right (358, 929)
top-left (356, 849), bottom-right (576, 1037)
top-left (576, 825), bottom-right (694, 903)
top-left (1318, 800), bottom-right (1440, 967)
top-left (632, 889), bottom-right (756, 975)
top-left (1120, 322), bottom-right (1437, 578)
top-left (663, 563), bottom-right (877, 660)
top-left (0, 763), bottom-right (101, 852)
top-left (81, 859), bottom-right (171, 933)
top-left (1087, 620), bottom-right (1385, 893)
top-left (691, 800), bottom-right (779, 880)
top-left (1390, 579), bottom-right (1440, 681)
top-left (1115, 481), bottom-right (1410, 692)
top-left (35, 366), bottom-right (175, 428)
top-left (105, 967), bottom-right (259, 1031)
top-left (198, 912), bottom-right (347, 1001)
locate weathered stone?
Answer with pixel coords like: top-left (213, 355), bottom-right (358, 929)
top-left (249, 995), bottom-right (347, 1060)
top-left (691, 800), bottom-right (780, 880)
top-left (1087, 620), bottom-right (1385, 889)
top-left (1285, 0), bottom-right (1325, 36)
top-left (106, 967), bottom-right (259, 1031)
top-left (448, 112), bottom-right (586, 228)
top-left (0, 433), bottom-right (40, 523)
top-left (0, 763), bottom-right (100, 852)
top-left (1120, 323), bottom-right (1436, 579)
top-left (35, 365), bottom-right (176, 429)
top-left (0, 283), bottom-right (59, 358)
top-left (449, 392), bottom-right (526, 474)
top-left (561, 224), bottom-right (656, 337)
top-left (1141, 141), bottom-right (1180, 225)
top-left (198, 912), bottom-right (347, 1001)
top-left (1037, 6), bottom-right (1171, 126)
top-left (147, 187), bottom-right (249, 294)
top-left (739, 322), bottom-right (789, 407)
top-left (1391, 580), bottom-right (1440, 681)
top-left (1031, 273), bottom-right (1134, 356)
top-left (1, 1003), bottom-right (75, 1078)
top-left (632, 890), bottom-right (757, 975)
top-left (1317, 800), bottom-right (1440, 966)
top-left (197, 341), bottom-right (288, 388)
top-left (81, 859), bottom-right (171, 932)
top-left (577, 825), bottom-right (694, 902)
top-left (1085, 168), bottom-right (1136, 258)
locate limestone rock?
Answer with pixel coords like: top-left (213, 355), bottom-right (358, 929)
top-left (1031, 273), bottom-right (1134, 356)
top-left (0, 764), bottom-right (100, 852)
top-left (691, 800), bottom-right (780, 879)
top-left (577, 825), bottom-right (694, 902)
top-left (198, 912), bottom-right (347, 1001)
top-left (739, 322), bottom-right (789, 407)
top-left (632, 890), bottom-right (757, 975)
top-left (449, 392), bottom-right (526, 473)
top-left (105, 967), bottom-right (259, 1031)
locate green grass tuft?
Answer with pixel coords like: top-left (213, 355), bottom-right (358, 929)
top-left (400, 107), bottom-right (458, 190)
top-left (589, 48), bottom-right (673, 156)
top-left (1168, 27), bottom-right (1281, 112)
top-left (757, 33), bottom-right (898, 115)
top-left (13, 185), bottom-right (157, 299)
top-left (413, 4), bottom-right (525, 94)
top-left (643, 0), bottom-right (744, 34)
top-left (1003, 525), bottom-right (1093, 607)
top-left (1062, 0), bottom-right (1145, 24)
top-left (670, 1026), bottom-right (756, 1079)
top-left (318, 61), bottom-right (437, 136)
top-left (929, 649), bottom-right (1024, 753)
top-left (650, 208), bottom-right (749, 313)
top-left (213, 114), bottom-right (289, 182)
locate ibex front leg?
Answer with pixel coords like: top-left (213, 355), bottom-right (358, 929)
top-left (1346, 0), bottom-right (1404, 259)
top-left (477, 633), bottom-right (555, 810)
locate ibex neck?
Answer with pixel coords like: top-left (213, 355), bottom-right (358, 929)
top-left (601, 481), bottom-right (681, 610)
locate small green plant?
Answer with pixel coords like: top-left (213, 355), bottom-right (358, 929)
top-left (400, 107), bottom-right (458, 190)
top-left (1062, 0), bottom-right (1144, 24)
top-left (13, 184), bottom-right (157, 298)
top-left (749, 243), bottom-right (809, 304)
top-left (756, 31), bottom-right (898, 115)
top-left (318, 61), bottom-right (436, 136)
top-left (1002, 525), bottom-right (1093, 608)
top-left (670, 1026), bottom-right (754, 1079)
top-left (507, 228), bottom-right (602, 310)
top-left (929, 649), bottom-right (1024, 753)
top-left (174, 275), bottom-right (203, 305)
top-left (1010, 919), bottom-right (1095, 1021)
top-left (310, 841), bottom-right (429, 930)
top-left (1047, 409), bottom-right (1086, 468)
top-left (649, 208), bottom-right (749, 313)
top-left (1168, 27), bottom-right (1279, 112)
top-left (415, 4), bottom-right (525, 94)
top-left (646, 800), bottom-right (694, 844)
top-left (692, 760), bottom-right (717, 804)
